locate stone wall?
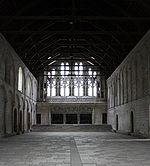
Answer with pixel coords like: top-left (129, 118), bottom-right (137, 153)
top-left (107, 30), bottom-right (150, 137)
top-left (37, 101), bottom-right (107, 125)
top-left (0, 33), bottom-right (37, 136)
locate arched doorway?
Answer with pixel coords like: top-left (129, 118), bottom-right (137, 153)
top-left (130, 111), bottom-right (134, 133)
top-left (0, 87), bottom-right (6, 134)
top-left (116, 114), bottom-right (118, 131)
top-left (14, 109), bottom-right (18, 133)
top-left (27, 112), bottom-right (31, 130)
top-left (19, 111), bottom-right (22, 132)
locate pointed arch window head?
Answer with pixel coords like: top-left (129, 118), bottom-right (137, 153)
top-left (66, 62), bottom-right (69, 76)
top-left (79, 62), bottom-right (83, 76)
top-left (48, 72), bottom-right (51, 78)
top-left (18, 67), bottom-right (23, 92)
top-left (88, 68), bottom-right (92, 77)
top-left (75, 62), bottom-right (78, 76)
top-left (93, 71), bottom-right (96, 77)
top-left (52, 69), bottom-right (55, 78)
top-left (61, 63), bottom-right (64, 76)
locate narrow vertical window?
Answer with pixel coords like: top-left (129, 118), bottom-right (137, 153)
top-left (88, 68), bottom-right (93, 96)
top-left (66, 63), bottom-right (69, 76)
top-left (61, 63), bottom-right (64, 76)
top-left (52, 80), bottom-right (56, 96)
top-left (47, 72), bottom-right (51, 96)
top-left (18, 67), bottom-right (23, 92)
top-left (79, 62), bottom-right (83, 76)
top-left (75, 62), bottom-right (78, 76)
top-left (66, 80), bottom-right (69, 96)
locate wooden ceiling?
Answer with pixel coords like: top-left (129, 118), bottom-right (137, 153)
top-left (0, 0), bottom-right (150, 77)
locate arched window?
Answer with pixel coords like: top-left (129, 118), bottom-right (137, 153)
top-left (46, 62), bottom-right (98, 97)
top-left (75, 62), bottom-right (78, 76)
top-left (18, 67), bottom-right (23, 92)
top-left (79, 62), bottom-right (83, 76)
top-left (61, 63), bottom-right (64, 76)
top-left (51, 79), bottom-right (56, 96)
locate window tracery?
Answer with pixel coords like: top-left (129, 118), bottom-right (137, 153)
top-left (46, 62), bottom-right (98, 97)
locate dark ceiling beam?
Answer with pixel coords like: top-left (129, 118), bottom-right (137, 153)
top-left (0, 16), bottom-right (150, 21)
top-left (30, 51), bottom-right (125, 56)
top-left (13, 42), bottom-right (135, 47)
top-left (1, 30), bottom-right (144, 35)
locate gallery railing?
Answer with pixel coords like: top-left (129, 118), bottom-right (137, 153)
top-left (44, 96), bottom-right (106, 103)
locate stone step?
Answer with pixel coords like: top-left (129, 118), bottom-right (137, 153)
top-left (31, 124), bottom-right (112, 132)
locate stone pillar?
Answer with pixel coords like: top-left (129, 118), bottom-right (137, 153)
top-left (77, 113), bottom-right (80, 124)
top-left (63, 114), bottom-right (66, 124)
top-left (48, 112), bottom-right (51, 125)
top-left (92, 108), bottom-right (95, 124)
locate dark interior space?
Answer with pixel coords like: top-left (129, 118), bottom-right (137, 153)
top-left (51, 114), bottom-right (63, 124)
top-left (66, 114), bottom-right (77, 124)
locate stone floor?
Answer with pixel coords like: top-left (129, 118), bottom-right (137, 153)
top-left (0, 132), bottom-right (150, 166)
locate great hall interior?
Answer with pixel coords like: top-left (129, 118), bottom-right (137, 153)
top-left (0, 1), bottom-right (150, 165)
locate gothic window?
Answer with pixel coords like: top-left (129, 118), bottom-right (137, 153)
top-left (46, 62), bottom-right (97, 97)
top-left (52, 79), bottom-right (56, 96)
top-left (18, 67), bottom-right (23, 92)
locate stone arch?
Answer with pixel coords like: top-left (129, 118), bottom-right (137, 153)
top-left (25, 100), bottom-right (31, 131)
top-left (28, 101), bottom-right (32, 129)
top-left (24, 100), bottom-right (29, 131)
top-left (13, 94), bottom-right (20, 133)
top-left (0, 86), bottom-right (7, 135)
top-left (15, 94), bottom-right (24, 134)
top-left (6, 90), bottom-right (14, 134)
top-left (19, 97), bottom-right (24, 133)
